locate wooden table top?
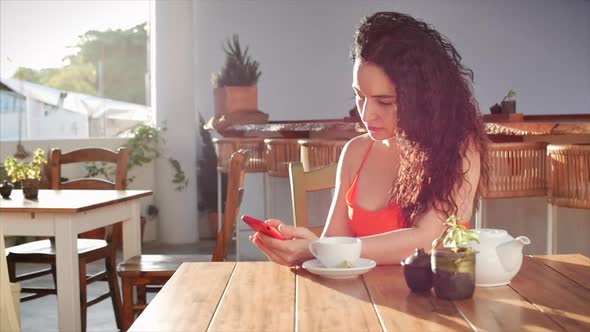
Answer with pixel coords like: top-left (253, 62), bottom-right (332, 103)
top-left (130, 254), bottom-right (590, 332)
top-left (0, 189), bottom-right (152, 213)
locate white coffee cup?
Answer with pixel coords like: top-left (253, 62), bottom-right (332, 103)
top-left (308, 237), bottom-right (362, 268)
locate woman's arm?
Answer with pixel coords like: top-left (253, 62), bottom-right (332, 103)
top-left (359, 142), bottom-right (482, 265)
top-left (251, 137), bottom-right (363, 265)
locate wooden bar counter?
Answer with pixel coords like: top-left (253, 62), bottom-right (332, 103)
top-left (209, 114), bottom-right (590, 143)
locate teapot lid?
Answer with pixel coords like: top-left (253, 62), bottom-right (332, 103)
top-left (402, 248), bottom-right (430, 267)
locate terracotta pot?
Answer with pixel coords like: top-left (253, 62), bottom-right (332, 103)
top-left (431, 248), bottom-right (476, 300)
top-left (21, 179), bottom-right (40, 199)
top-left (501, 100), bottom-right (516, 114)
top-left (214, 86), bottom-right (258, 117)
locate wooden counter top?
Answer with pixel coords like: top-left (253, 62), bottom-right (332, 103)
top-left (211, 114), bottom-right (590, 139)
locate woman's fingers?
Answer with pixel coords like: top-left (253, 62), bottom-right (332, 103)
top-left (250, 234), bottom-right (289, 265)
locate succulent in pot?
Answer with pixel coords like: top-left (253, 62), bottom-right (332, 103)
top-left (431, 215), bottom-right (479, 300)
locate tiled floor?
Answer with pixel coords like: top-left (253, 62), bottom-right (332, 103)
top-left (15, 239), bottom-right (225, 332)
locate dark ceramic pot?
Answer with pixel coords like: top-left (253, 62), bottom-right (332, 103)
top-left (401, 248), bottom-right (433, 292)
top-left (431, 248), bottom-right (476, 300)
top-left (501, 100), bottom-right (516, 114)
top-left (0, 180), bottom-right (13, 198)
top-left (21, 179), bottom-right (40, 199)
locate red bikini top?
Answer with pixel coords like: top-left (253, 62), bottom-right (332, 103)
top-left (345, 142), bottom-right (408, 237)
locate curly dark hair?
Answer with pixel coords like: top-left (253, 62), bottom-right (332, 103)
top-left (352, 12), bottom-right (489, 225)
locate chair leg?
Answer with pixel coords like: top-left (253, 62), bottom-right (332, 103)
top-left (121, 276), bottom-right (134, 332)
top-left (7, 256), bottom-right (16, 282)
top-left (547, 204), bottom-right (558, 254)
top-left (50, 263), bottom-right (58, 289)
top-left (106, 257), bottom-right (123, 330)
top-left (137, 285), bottom-right (147, 305)
top-left (79, 258), bottom-right (88, 332)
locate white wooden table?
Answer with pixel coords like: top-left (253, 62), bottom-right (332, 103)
top-left (0, 189), bottom-right (151, 332)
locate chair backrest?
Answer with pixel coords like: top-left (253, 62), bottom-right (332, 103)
top-left (50, 147), bottom-right (128, 243)
top-left (289, 162), bottom-right (337, 237)
top-left (483, 142), bottom-right (548, 199)
top-left (50, 147), bottom-right (128, 190)
top-left (212, 149), bottom-right (249, 261)
top-left (547, 144), bottom-right (590, 209)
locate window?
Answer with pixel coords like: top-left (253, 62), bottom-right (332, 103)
top-left (0, 0), bottom-right (151, 140)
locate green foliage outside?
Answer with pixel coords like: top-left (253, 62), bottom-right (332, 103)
top-left (13, 23), bottom-right (148, 105)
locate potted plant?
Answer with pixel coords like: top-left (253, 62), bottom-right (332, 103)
top-left (3, 148), bottom-right (47, 199)
top-left (211, 34), bottom-right (261, 117)
top-left (501, 88), bottom-right (517, 114)
top-left (431, 215), bottom-right (479, 300)
top-left (197, 113), bottom-right (227, 238)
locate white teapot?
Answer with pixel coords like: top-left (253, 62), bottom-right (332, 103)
top-left (471, 229), bottom-right (531, 287)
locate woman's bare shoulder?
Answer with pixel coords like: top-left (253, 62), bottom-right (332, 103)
top-left (337, 134), bottom-right (373, 179)
top-left (342, 134), bottom-right (373, 157)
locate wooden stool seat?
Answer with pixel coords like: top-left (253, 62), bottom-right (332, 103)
top-left (546, 144), bottom-right (590, 254)
top-left (265, 139), bottom-right (300, 177)
top-left (475, 142), bottom-right (548, 229)
top-left (213, 137), bottom-right (266, 173)
top-left (298, 139), bottom-right (346, 171)
top-left (6, 239), bottom-right (107, 257)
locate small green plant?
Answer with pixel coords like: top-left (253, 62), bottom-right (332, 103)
top-left (432, 215), bottom-right (479, 252)
top-left (84, 123), bottom-right (188, 191)
top-left (504, 89), bottom-right (517, 100)
top-left (3, 148), bottom-right (47, 183)
top-left (211, 34), bottom-right (261, 88)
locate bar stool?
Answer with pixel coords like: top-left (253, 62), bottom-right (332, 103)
top-left (264, 139), bottom-right (301, 219)
top-left (475, 142), bottom-right (548, 229)
top-left (213, 138), bottom-right (266, 259)
top-left (298, 139), bottom-right (347, 171)
top-left (546, 144), bottom-right (590, 254)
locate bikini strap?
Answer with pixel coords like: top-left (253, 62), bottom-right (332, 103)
top-left (355, 141), bottom-right (374, 177)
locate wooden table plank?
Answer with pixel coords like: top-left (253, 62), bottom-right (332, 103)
top-left (533, 254), bottom-right (590, 290)
top-left (129, 262), bottom-right (236, 332)
top-left (454, 286), bottom-right (562, 331)
top-left (298, 268), bottom-right (382, 332)
top-left (208, 262), bottom-right (296, 331)
top-left (363, 266), bottom-right (471, 331)
top-left (509, 257), bottom-right (590, 331)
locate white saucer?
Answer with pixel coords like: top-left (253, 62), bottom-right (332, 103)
top-left (302, 258), bottom-right (376, 279)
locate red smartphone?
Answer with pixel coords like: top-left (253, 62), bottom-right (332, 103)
top-left (241, 215), bottom-right (285, 240)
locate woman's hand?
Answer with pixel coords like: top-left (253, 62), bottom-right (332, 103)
top-left (250, 219), bottom-right (318, 266)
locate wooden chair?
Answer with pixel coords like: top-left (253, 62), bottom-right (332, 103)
top-left (546, 144), bottom-right (590, 254)
top-left (6, 147), bottom-right (128, 332)
top-left (117, 149), bottom-right (249, 331)
top-left (289, 162), bottom-right (337, 237)
top-left (298, 139), bottom-right (346, 171)
top-left (475, 142), bottom-right (548, 229)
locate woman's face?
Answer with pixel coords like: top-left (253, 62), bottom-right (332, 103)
top-left (352, 59), bottom-right (398, 141)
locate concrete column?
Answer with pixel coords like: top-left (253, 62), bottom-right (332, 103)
top-left (153, 0), bottom-right (198, 244)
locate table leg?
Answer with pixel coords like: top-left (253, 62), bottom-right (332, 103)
top-left (54, 215), bottom-right (82, 332)
top-left (122, 200), bottom-right (142, 260)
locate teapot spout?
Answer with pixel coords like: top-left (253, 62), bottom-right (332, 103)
top-left (497, 236), bottom-right (531, 272)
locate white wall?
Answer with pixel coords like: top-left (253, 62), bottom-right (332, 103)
top-left (154, 0), bottom-right (199, 244)
top-left (194, 0), bottom-right (590, 123)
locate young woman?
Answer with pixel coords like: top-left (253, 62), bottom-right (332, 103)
top-left (251, 11), bottom-right (489, 266)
